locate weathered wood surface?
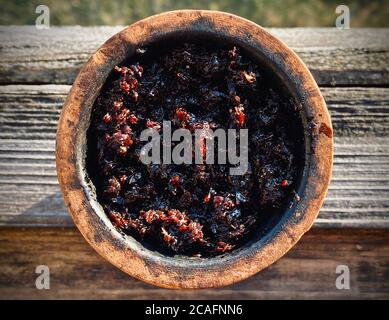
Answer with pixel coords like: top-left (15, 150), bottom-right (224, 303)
top-left (0, 85), bottom-right (388, 228)
top-left (0, 27), bottom-right (388, 86)
top-left (0, 227), bottom-right (387, 299)
top-left (0, 27), bottom-right (388, 229)
top-left (0, 26), bottom-right (388, 300)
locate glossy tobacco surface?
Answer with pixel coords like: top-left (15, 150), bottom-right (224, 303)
top-left (87, 43), bottom-right (304, 257)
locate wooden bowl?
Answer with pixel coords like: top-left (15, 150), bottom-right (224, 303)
top-left (56, 10), bottom-right (333, 289)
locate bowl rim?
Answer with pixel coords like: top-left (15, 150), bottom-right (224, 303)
top-left (56, 9), bottom-right (333, 289)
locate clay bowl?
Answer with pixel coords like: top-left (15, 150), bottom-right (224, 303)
top-left (56, 10), bottom-right (333, 289)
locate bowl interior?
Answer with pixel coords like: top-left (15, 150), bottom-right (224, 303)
top-left (82, 31), bottom-right (310, 262)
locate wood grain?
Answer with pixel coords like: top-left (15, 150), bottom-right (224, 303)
top-left (0, 227), bottom-right (387, 299)
top-left (1, 85), bottom-right (388, 139)
top-left (0, 85), bottom-right (388, 228)
top-left (0, 23), bottom-right (387, 297)
top-left (0, 27), bottom-right (388, 86)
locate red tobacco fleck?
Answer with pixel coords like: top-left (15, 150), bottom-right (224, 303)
top-left (113, 100), bottom-right (123, 110)
top-left (170, 175), bottom-right (180, 186)
top-left (142, 210), bottom-right (160, 224)
top-left (161, 227), bottom-right (176, 244)
top-left (115, 108), bottom-right (130, 124)
top-left (102, 113), bottom-right (111, 124)
top-left (123, 136), bottom-right (133, 146)
top-left (127, 218), bottom-right (145, 234)
top-left (176, 217), bottom-right (187, 227)
top-left (127, 77), bottom-right (138, 89)
top-left (137, 65), bottom-right (144, 75)
top-left (228, 46), bottom-right (238, 59)
top-left (189, 222), bottom-right (204, 240)
top-left (112, 132), bottom-right (132, 146)
top-left (178, 225), bottom-right (188, 232)
top-left (122, 125), bottom-right (132, 134)
top-left (215, 241), bottom-right (234, 253)
top-left (120, 80), bottom-right (130, 94)
top-left (119, 175), bottom-right (127, 184)
top-left (128, 114), bottom-right (138, 124)
top-left (114, 66), bottom-right (129, 74)
top-left (231, 106), bottom-right (245, 128)
top-left (130, 64), bottom-right (143, 78)
top-left (105, 177), bottom-right (121, 196)
top-left (174, 107), bottom-right (191, 123)
top-left (146, 120), bottom-right (161, 131)
top-left (213, 196), bottom-right (224, 208)
top-left (122, 108), bottom-right (131, 117)
top-left (281, 179), bottom-right (289, 187)
top-left (167, 209), bottom-right (177, 217)
top-left (109, 211), bottom-right (126, 228)
top-left (223, 198), bottom-right (235, 209)
top-left (203, 192), bottom-right (211, 204)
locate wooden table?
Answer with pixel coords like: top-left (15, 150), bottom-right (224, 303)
top-left (0, 27), bottom-right (388, 299)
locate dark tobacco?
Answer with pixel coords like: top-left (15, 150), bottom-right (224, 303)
top-left (87, 42), bottom-right (304, 257)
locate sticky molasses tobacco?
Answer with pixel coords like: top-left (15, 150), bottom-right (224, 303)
top-left (87, 42), bottom-right (304, 257)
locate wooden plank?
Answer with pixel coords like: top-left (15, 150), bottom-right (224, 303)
top-left (0, 227), bottom-right (387, 299)
top-left (0, 85), bottom-right (388, 228)
top-left (1, 85), bottom-right (388, 139)
top-left (1, 139), bottom-right (388, 228)
top-left (0, 27), bottom-right (388, 86)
